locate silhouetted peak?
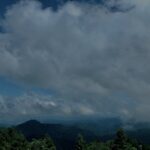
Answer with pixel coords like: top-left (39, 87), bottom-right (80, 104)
top-left (17, 120), bottom-right (41, 127)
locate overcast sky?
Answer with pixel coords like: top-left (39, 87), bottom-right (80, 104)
top-left (0, 0), bottom-right (150, 123)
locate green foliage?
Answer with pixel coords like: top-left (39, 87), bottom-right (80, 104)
top-left (74, 129), bottom-right (139, 150)
top-left (75, 134), bottom-right (86, 150)
top-left (111, 129), bottom-right (138, 150)
top-left (86, 141), bottom-right (110, 150)
top-left (115, 128), bottom-right (127, 146)
top-left (0, 128), bottom-right (28, 150)
top-left (1, 127), bottom-right (150, 150)
top-left (0, 128), bottom-right (56, 150)
top-left (143, 145), bottom-right (150, 150)
top-left (28, 135), bottom-right (56, 150)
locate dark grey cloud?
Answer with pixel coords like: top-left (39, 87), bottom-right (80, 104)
top-left (0, 0), bottom-right (150, 122)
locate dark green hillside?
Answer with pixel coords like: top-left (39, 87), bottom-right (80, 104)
top-left (1, 119), bottom-right (150, 149)
top-left (15, 119), bottom-right (150, 149)
top-left (0, 127), bottom-right (56, 150)
top-left (1, 127), bottom-right (149, 150)
top-left (16, 120), bottom-right (97, 150)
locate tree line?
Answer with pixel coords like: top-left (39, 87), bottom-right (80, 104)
top-left (0, 127), bottom-right (150, 150)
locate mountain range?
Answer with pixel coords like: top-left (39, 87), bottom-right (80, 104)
top-left (15, 118), bottom-right (150, 150)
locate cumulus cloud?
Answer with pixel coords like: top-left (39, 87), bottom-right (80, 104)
top-left (0, 0), bottom-right (150, 122)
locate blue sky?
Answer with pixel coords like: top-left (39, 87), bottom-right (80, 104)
top-left (0, 0), bottom-right (150, 123)
top-left (0, 0), bottom-right (96, 15)
top-left (0, 0), bottom-right (57, 14)
top-left (0, 76), bottom-right (24, 96)
top-left (0, 0), bottom-right (18, 15)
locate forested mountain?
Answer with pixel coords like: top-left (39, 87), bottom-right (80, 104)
top-left (13, 119), bottom-right (150, 149)
top-left (1, 119), bottom-right (150, 149)
top-left (1, 126), bottom-right (150, 150)
top-left (0, 127), bottom-right (56, 150)
top-left (16, 120), bottom-right (97, 150)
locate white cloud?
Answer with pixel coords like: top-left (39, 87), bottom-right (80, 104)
top-left (0, 93), bottom-right (101, 123)
top-left (0, 0), bottom-right (150, 122)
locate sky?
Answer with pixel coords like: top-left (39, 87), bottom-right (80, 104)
top-left (0, 0), bottom-right (150, 124)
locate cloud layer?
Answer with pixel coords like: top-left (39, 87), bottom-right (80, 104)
top-left (0, 0), bottom-right (150, 122)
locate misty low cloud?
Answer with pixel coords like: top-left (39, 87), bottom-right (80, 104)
top-left (0, 0), bottom-right (150, 122)
top-left (0, 93), bottom-right (99, 123)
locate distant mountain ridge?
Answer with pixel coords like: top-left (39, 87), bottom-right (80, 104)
top-left (16, 119), bottom-right (98, 150)
top-left (15, 119), bottom-right (150, 149)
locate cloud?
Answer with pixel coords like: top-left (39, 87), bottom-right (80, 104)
top-left (0, 92), bottom-right (98, 123)
top-left (0, 0), bottom-right (150, 122)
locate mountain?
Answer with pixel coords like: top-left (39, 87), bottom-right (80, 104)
top-left (15, 118), bottom-right (150, 149)
top-left (126, 122), bottom-right (150, 144)
top-left (15, 118), bottom-right (126, 149)
top-left (75, 117), bottom-right (122, 137)
top-left (16, 120), bottom-right (97, 150)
